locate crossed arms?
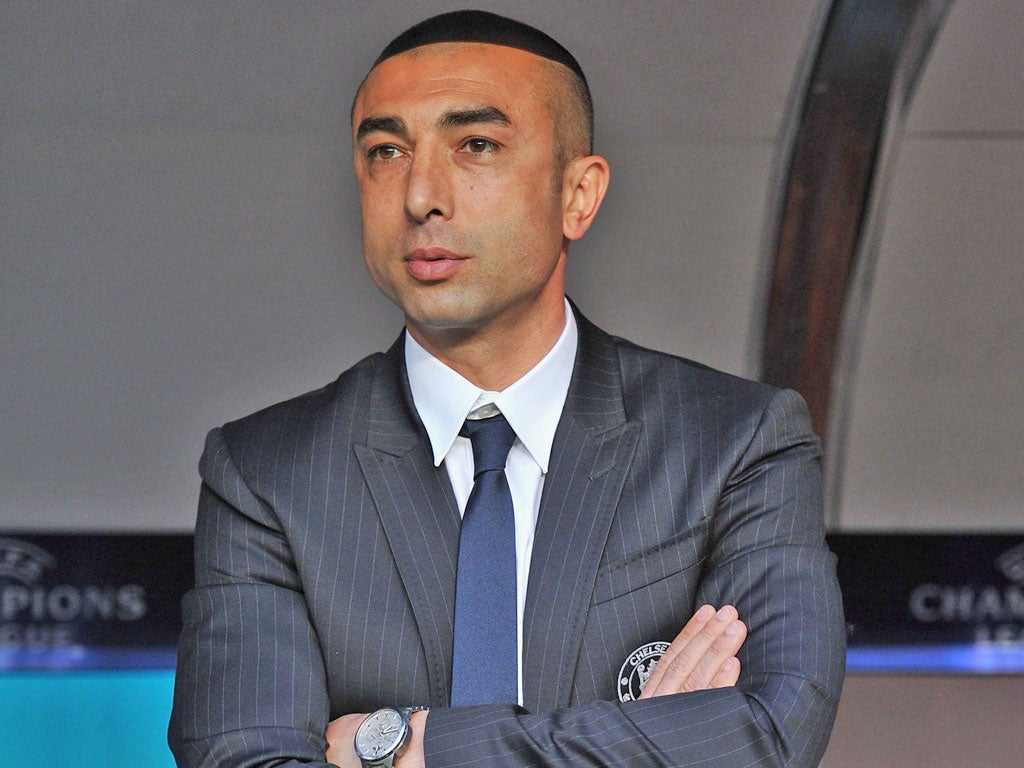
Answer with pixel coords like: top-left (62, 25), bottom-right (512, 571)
top-left (169, 378), bottom-right (845, 768)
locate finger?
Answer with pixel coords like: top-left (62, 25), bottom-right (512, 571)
top-left (683, 618), bottom-right (746, 692)
top-left (708, 656), bottom-right (742, 688)
top-left (640, 604), bottom-right (725, 699)
top-left (643, 605), bottom-right (740, 698)
top-left (638, 604), bottom-right (716, 699)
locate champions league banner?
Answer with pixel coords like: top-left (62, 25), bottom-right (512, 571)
top-left (2, 531), bottom-right (1023, 673)
top-left (0, 534), bottom-right (192, 670)
top-left (828, 533), bottom-right (1024, 673)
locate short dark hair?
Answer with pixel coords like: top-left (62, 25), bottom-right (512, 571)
top-left (361, 9), bottom-right (594, 157)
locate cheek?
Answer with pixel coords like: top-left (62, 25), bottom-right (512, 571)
top-left (359, 190), bottom-right (400, 250)
top-left (359, 213), bottom-right (397, 291)
top-left (478, 172), bottom-right (561, 234)
top-left (513, 188), bottom-right (565, 253)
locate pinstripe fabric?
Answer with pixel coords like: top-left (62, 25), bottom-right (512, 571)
top-left (169, 309), bottom-right (844, 768)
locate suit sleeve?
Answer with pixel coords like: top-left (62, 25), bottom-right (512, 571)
top-left (422, 387), bottom-right (846, 768)
top-left (168, 427), bottom-right (335, 768)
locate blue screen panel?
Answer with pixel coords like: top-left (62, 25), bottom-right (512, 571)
top-left (0, 670), bottom-right (176, 767)
top-left (846, 644), bottom-right (1024, 674)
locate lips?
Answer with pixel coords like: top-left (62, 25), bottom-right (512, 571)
top-left (405, 247), bottom-right (469, 281)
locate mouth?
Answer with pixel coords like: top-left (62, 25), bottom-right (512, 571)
top-left (404, 248), bottom-right (469, 281)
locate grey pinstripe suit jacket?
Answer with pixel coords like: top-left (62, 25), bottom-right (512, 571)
top-left (169, 310), bottom-right (845, 767)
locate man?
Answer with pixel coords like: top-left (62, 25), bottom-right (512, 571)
top-left (169, 10), bottom-right (844, 768)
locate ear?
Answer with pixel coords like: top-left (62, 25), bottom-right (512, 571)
top-left (562, 155), bottom-right (610, 241)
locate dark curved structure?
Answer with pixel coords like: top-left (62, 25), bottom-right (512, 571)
top-left (761, 0), bottom-right (951, 522)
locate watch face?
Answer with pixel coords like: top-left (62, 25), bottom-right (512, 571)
top-left (355, 708), bottom-right (406, 760)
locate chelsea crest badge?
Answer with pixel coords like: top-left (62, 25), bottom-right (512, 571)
top-left (617, 641), bottom-right (670, 702)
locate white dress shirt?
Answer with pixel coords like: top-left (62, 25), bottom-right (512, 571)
top-left (405, 300), bottom-right (578, 703)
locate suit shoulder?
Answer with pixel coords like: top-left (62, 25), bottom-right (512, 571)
top-left (609, 333), bottom-right (780, 407)
top-left (605, 334), bottom-right (819, 458)
top-left (215, 350), bottom-right (387, 452)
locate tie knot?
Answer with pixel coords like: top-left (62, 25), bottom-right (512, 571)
top-left (461, 413), bottom-right (516, 476)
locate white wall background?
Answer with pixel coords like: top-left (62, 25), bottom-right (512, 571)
top-left (3, 0), bottom-right (821, 532)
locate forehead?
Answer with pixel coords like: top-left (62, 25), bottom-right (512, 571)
top-left (354, 42), bottom-right (555, 122)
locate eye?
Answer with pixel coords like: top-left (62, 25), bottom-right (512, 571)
top-left (463, 137), bottom-right (497, 154)
top-left (367, 144), bottom-right (403, 161)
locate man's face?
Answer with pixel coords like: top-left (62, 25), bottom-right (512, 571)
top-left (352, 43), bottom-right (571, 348)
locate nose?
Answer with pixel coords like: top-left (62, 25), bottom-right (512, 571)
top-left (404, 145), bottom-right (452, 223)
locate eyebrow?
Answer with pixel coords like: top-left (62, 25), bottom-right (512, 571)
top-left (356, 115), bottom-right (407, 141)
top-left (437, 106), bottom-right (512, 130)
top-left (356, 107), bottom-right (512, 142)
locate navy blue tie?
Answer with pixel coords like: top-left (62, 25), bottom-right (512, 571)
top-left (450, 413), bottom-right (518, 706)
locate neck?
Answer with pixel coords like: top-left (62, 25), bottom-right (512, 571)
top-left (407, 299), bottom-right (567, 391)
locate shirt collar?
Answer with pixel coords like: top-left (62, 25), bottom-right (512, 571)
top-left (405, 299), bottom-right (578, 473)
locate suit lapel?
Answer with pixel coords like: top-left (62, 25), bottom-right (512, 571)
top-left (522, 313), bottom-right (641, 711)
top-left (354, 335), bottom-right (461, 706)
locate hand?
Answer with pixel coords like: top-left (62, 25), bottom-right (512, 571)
top-left (324, 606), bottom-right (742, 764)
top-left (639, 604), bottom-right (747, 699)
top-left (325, 713), bottom-right (364, 768)
top-left (326, 710), bottom-right (428, 768)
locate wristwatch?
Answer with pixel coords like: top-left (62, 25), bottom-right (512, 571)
top-left (354, 706), bottom-right (424, 768)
